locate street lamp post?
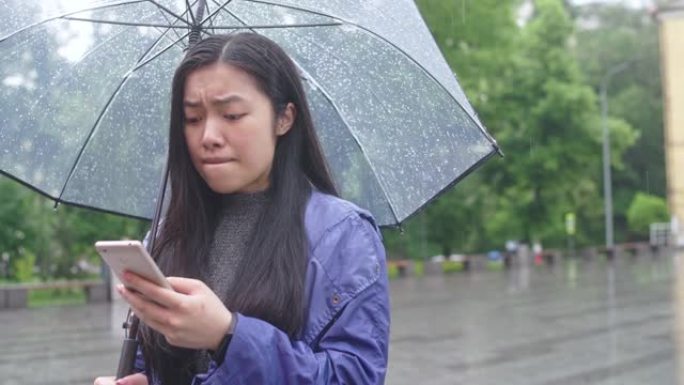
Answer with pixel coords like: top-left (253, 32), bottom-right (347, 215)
top-left (600, 61), bottom-right (633, 254)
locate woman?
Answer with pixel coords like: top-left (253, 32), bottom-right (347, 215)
top-left (95, 32), bottom-right (390, 385)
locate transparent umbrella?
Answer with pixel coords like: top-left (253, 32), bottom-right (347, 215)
top-left (1, 0), bottom-right (500, 377)
top-left (0, 0), bottom-right (499, 229)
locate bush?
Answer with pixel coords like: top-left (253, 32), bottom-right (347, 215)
top-left (387, 263), bottom-right (400, 279)
top-left (627, 193), bottom-right (669, 239)
top-left (11, 251), bottom-right (36, 282)
top-left (442, 260), bottom-right (465, 273)
top-left (28, 288), bottom-right (86, 307)
top-left (487, 260), bottom-right (504, 271)
top-left (414, 261), bottom-right (425, 277)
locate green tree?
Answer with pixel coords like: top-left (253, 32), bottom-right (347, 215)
top-left (0, 175), bottom-right (147, 281)
top-left (409, 0), bottom-right (521, 254)
top-left (382, 213), bottom-right (439, 261)
top-left (424, 175), bottom-right (487, 256)
top-left (626, 192), bottom-right (669, 240)
top-left (574, 4), bottom-right (665, 243)
top-left (490, 0), bottom-right (638, 246)
top-left (387, 0), bottom-right (642, 255)
top-left (0, 180), bottom-right (39, 280)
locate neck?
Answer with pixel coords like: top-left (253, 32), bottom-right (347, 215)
top-left (220, 189), bottom-right (271, 211)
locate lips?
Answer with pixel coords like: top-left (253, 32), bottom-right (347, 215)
top-left (202, 157), bottom-right (234, 165)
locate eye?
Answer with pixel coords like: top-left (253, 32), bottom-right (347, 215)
top-left (224, 113), bottom-right (245, 121)
top-left (184, 116), bottom-right (202, 125)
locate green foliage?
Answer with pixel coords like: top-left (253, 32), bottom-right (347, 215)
top-left (442, 260), bottom-right (465, 274)
top-left (0, 176), bottom-right (147, 282)
top-left (0, 182), bottom-right (38, 259)
top-left (481, 0), bottom-right (630, 247)
top-left (387, 263), bottom-right (399, 280)
top-left (11, 250), bottom-right (36, 282)
top-left (626, 193), bottom-right (669, 238)
top-left (382, 212), bottom-right (441, 260)
top-left (400, 0), bottom-right (649, 257)
top-left (574, 3), bottom-right (665, 242)
top-left (486, 260), bottom-right (504, 271)
top-left (425, 175), bottom-right (487, 256)
top-left (28, 288), bottom-right (86, 307)
top-left (414, 261), bottom-right (425, 277)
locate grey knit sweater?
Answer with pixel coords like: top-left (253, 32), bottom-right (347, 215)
top-left (202, 190), bottom-right (270, 301)
top-left (194, 190), bottom-right (270, 373)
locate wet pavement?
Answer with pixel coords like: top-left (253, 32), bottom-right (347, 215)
top-left (2, 251), bottom-right (683, 385)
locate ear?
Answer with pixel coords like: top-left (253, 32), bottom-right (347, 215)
top-left (276, 102), bottom-right (296, 136)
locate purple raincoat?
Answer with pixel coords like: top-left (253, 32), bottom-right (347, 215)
top-left (136, 190), bottom-right (391, 384)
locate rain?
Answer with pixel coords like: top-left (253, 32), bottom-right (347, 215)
top-left (0, 0), bottom-right (681, 384)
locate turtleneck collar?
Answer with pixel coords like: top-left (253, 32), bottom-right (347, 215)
top-left (220, 189), bottom-right (271, 212)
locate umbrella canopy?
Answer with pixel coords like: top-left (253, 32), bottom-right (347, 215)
top-left (0, 0), bottom-right (499, 227)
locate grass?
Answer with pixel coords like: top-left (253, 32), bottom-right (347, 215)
top-left (486, 260), bottom-right (504, 271)
top-left (414, 261), bottom-right (424, 277)
top-left (387, 263), bottom-right (400, 279)
top-left (28, 288), bottom-right (87, 308)
top-left (442, 260), bottom-right (465, 273)
top-left (1, 278), bottom-right (94, 307)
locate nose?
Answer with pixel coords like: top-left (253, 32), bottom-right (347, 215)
top-left (201, 116), bottom-right (225, 150)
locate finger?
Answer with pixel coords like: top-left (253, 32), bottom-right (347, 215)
top-left (94, 376), bottom-right (115, 385)
top-left (122, 271), bottom-right (182, 308)
top-left (117, 373), bottom-right (149, 385)
top-left (117, 285), bottom-right (172, 331)
top-left (166, 276), bottom-right (203, 295)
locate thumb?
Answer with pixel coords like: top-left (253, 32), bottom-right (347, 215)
top-left (116, 373), bottom-right (148, 385)
top-left (167, 276), bottom-right (204, 294)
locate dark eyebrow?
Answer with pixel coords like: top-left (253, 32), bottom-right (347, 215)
top-left (183, 100), bottom-right (201, 108)
top-left (213, 95), bottom-right (246, 106)
top-left (183, 95), bottom-right (246, 108)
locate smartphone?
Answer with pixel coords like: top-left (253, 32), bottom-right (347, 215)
top-left (95, 240), bottom-right (172, 290)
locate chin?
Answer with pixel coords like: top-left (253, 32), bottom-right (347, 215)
top-left (207, 183), bottom-right (240, 194)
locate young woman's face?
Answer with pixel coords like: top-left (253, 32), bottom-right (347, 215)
top-left (183, 63), bottom-right (294, 194)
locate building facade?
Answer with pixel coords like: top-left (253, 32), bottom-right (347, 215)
top-left (658, 1), bottom-right (684, 245)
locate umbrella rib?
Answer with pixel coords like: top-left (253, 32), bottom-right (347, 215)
top-left (289, 34), bottom-right (403, 223)
top-left (0, 170), bottom-right (148, 220)
top-left (60, 16), bottom-right (180, 29)
top-left (307, 80), bottom-right (400, 225)
top-left (199, 0), bottom-right (235, 27)
top-left (10, 18), bottom-right (159, 144)
top-left (240, 0), bottom-right (499, 148)
top-left (149, 2), bottom-right (200, 53)
top-left (204, 1), bottom-right (217, 34)
top-left (207, 0), bottom-right (340, 29)
top-left (185, 0), bottom-right (198, 25)
top-left (145, 0), bottom-right (192, 26)
top-left (130, 32), bottom-right (190, 73)
top-left (205, 0), bottom-right (234, 35)
top-left (274, 29), bottom-right (489, 222)
top-left (18, 23), bottom-right (135, 116)
top-left (224, 8), bottom-right (400, 224)
top-left (0, 0), bottom-right (149, 43)
top-left (155, 4), bottom-right (185, 41)
top-left (303, 78), bottom-right (400, 224)
top-left (240, 0), bottom-right (341, 21)
top-left (206, 22), bottom-right (342, 29)
top-left (56, 31), bottom-right (188, 205)
top-left (395, 149), bottom-right (498, 227)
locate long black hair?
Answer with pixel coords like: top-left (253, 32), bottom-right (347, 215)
top-left (141, 32), bottom-right (337, 385)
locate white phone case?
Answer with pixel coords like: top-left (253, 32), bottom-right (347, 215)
top-left (95, 240), bottom-right (172, 290)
